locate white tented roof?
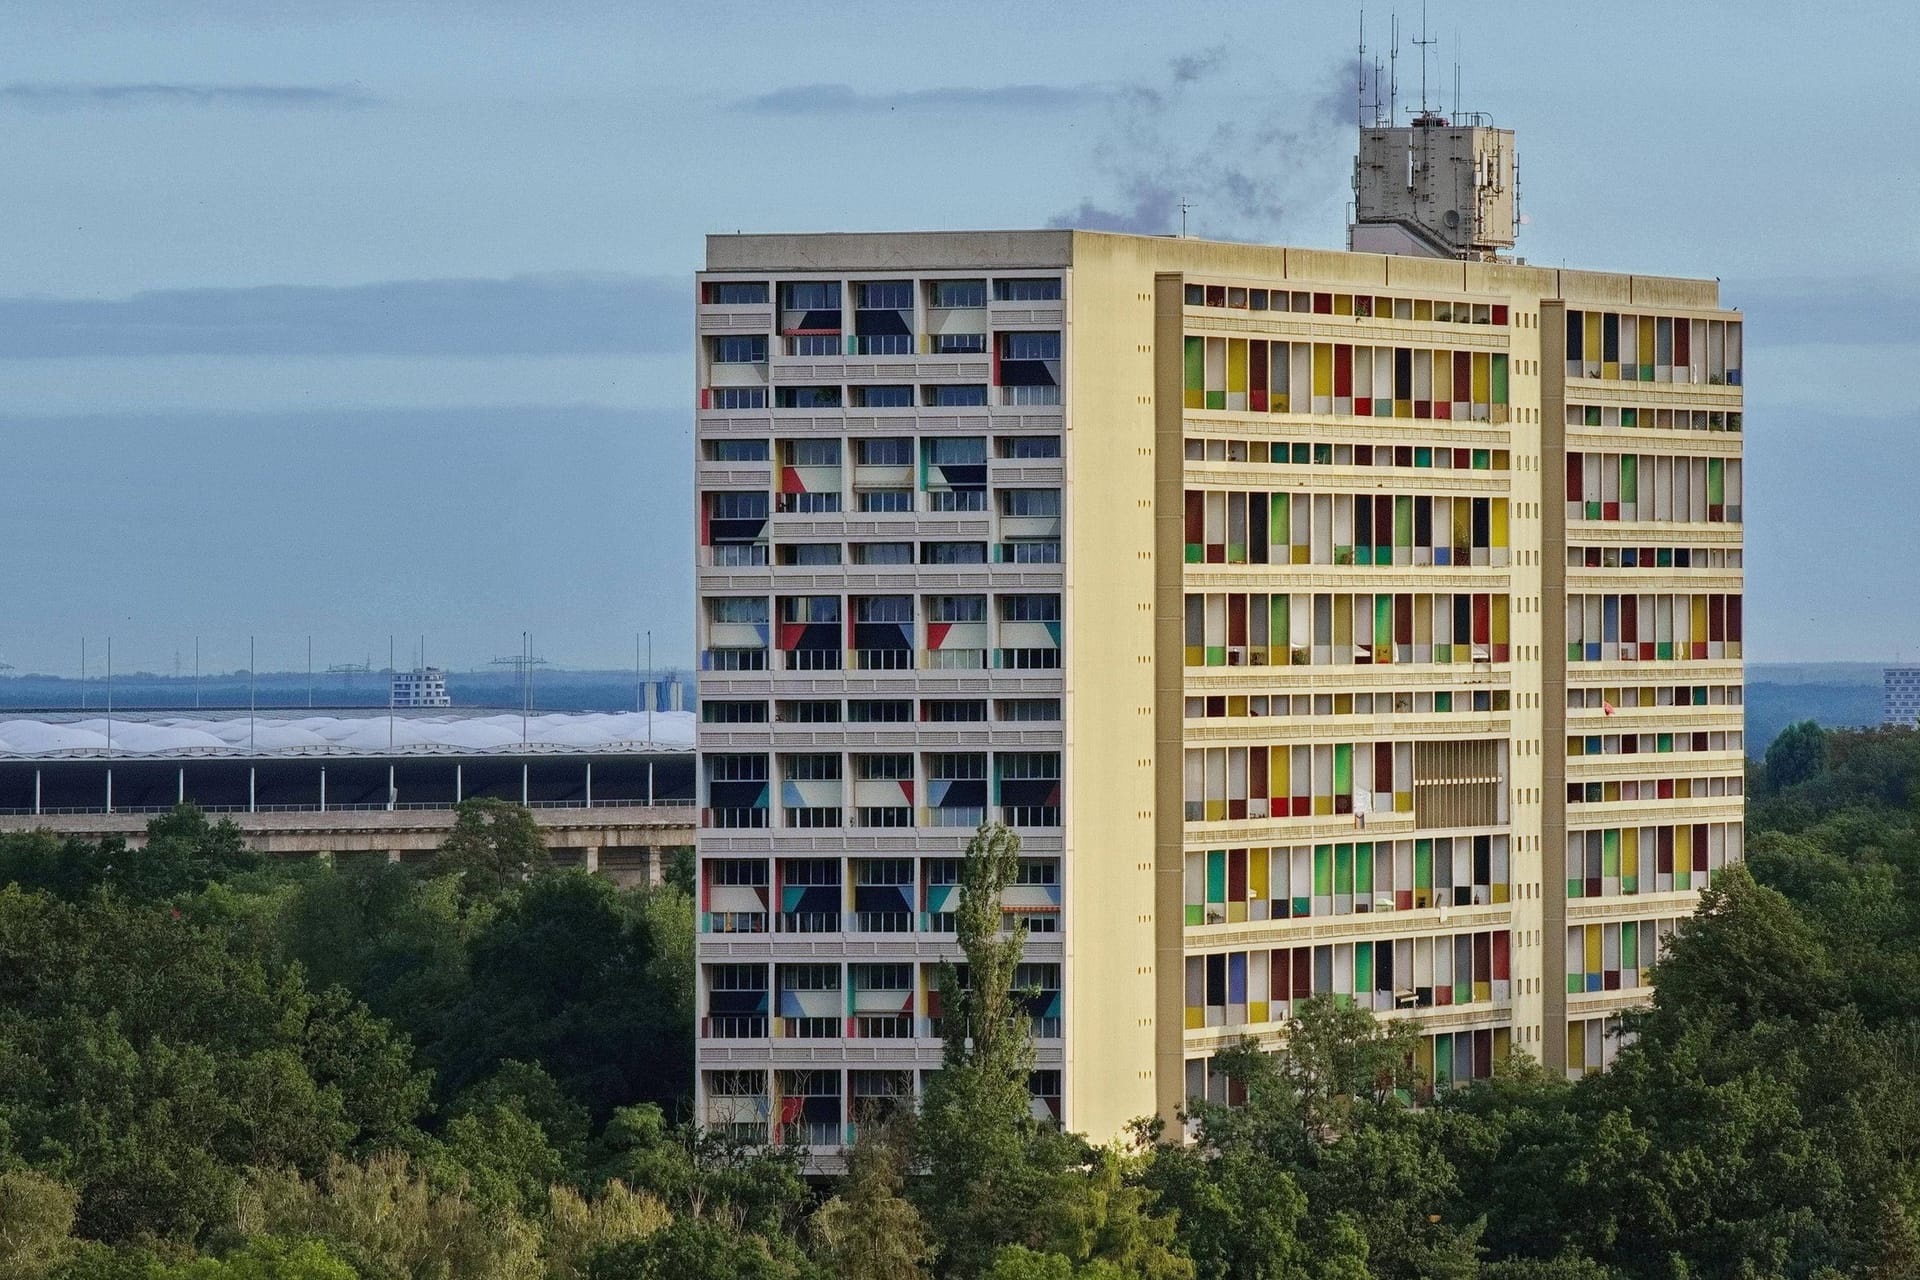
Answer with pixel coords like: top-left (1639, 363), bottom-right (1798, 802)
top-left (0, 710), bottom-right (695, 759)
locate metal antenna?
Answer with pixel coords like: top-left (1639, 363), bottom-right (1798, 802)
top-left (1415, 1), bottom-right (1436, 115)
top-left (1389, 14), bottom-right (1398, 122)
top-left (1453, 30), bottom-right (1462, 121)
top-left (1178, 198), bottom-right (1192, 237)
top-left (1357, 8), bottom-right (1366, 128)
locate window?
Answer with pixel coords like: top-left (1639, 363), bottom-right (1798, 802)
top-left (1000, 332), bottom-right (1061, 361)
top-left (856, 438), bottom-right (912, 466)
top-left (788, 334), bottom-right (840, 356)
top-left (932, 280), bottom-right (987, 308)
top-left (928, 595), bottom-right (986, 622)
top-left (702, 700), bottom-right (769, 723)
top-left (995, 278), bottom-right (1062, 301)
top-left (780, 281), bottom-right (840, 311)
top-left (712, 387), bottom-right (767, 410)
top-left (1001, 594), bottom-right (1060, 622)
top-left (926, 436), bottom-right (986, 466)
top-left (923, 699), bottom-right (987, 722)
top-left (922, 541), bottom-right (987, 564)
top-left (927, 384), bottom-right (988, 407)
top-left (852, 385), bottom-right (913, 407)
top-left (998, 435), bottom-right (1061, 458)
top-left (1003, 385), bottom-right (1062, 405)
top-left (709, 596), bottom-right (768, 624)
top-left (997, 698), bottom-right (1060, 721)
top-left (848, 698), bottom-right (912, 722)
top-left (999, 539), bottom-right (1060, 563)
top-left (1000, 488), bottom-right (1061, 517)
top-left (775, 386), bottom-right (842, 409)
top-left (859, 490), bottom-right (913, 513)
top-left (858, 280), bottom-right (913, 310)
top-left (713, 336), bottom-right (767, 363)
top-left (777, 699), bottom-right (841, 723)
top-left (704, 281), bottom-right (768, 305)
top-left (933, 333), bottom-right (987, 354)
top-left (776, 543), bottom-right (841, 566)
top-left (852, 542), bottom-right (913, 564)
top-left (706, 439), bottom-right (769, 461)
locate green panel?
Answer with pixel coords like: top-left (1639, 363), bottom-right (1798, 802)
top-left (1708, 457), bottom-right (1725, 504)
top-left (1185, 543), bottom-right (1202, 564)
top-left (1435, 1035), bottom-right (1453, 1082)
top-left (1375, 595), bottom-right (1392, 644)
top-left (1184, 904), bottom-right (1203, 927)
top-left (1602, 828), bottom-right (1620, 877)
top-left (1204, 391), bottom-right (1226, 411)
top-left (1472, 448), bottom-right (1491, 470)
top-left (1355, 942), bottom-right (1373, 994)
top-left (1291, 443), bottom-right (1309, 464)
top-left (1568, 974), bottom-right (1584, 995)
top-left (1414, 446), bottom-right (1433, 468)
top-left (1621, 920), bottom-right (1638, 965)
top-left (1414, 840), bottom-right (1432, 890)
top-left (1313, 845), bottom-right (1333, 895)
top-left (1270, 493), bottom-right (1289, 554)
top-left (1567, 877), bottom-right (1583, 898)
top-left (1435, 691), bottom-right (1452, 712)
top-left (1491, 353), bottom-right (1509, 404)
top-left (1657, 733), bottom-right (1674, 752)
top-left (1184, 337), bottom-right (1203, 392)
top-left (1355, 844), bottom-right (1374, 894)
top-left (1292, 896), bottom-right (1311, 917)
top-left (1621, 407), bottom-right (1638, 427)
top-left (1205, 646), bottom-right (1226, 666)
top-left (1334, 843), bottom-right (1352, 894)
top-left (1206, 850), bottom-right (1226, 903)
top-left (1620, 454), bottom-right (1638, 504)
top-left (1395, 495), bottom-right (1413, 548)
top-left (1334, 744), bottom-right (1352, 796)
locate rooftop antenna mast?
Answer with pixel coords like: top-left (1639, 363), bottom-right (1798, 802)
top-left (1356, 8), bottom-right (1366, 127)
top-left (1453, 30), bottom-right (1462, 120)
top-left (1414, 3), bottom-right (1437, 115)
top-left (1388, 14), bottom-right (1398, 122)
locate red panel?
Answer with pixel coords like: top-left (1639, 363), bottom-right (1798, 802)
top-left (1334, 345), bottom-right (1353, 397)
top-left (1493, 931), bottom-right (1510, 980)
top-left (1709, 595), bottom-right (1725, 641)
top-left (1474, 931), bottom-right (1491, 983)
top-left (1250, 341), bottom-right (1268, 394)
top-left (1621, 595), bottom-right (1638, 642)
top-left (1673, 317), bottom-right (1690, 366)
top-left (1292, 948), bottom-right (1313, 999)
top-left (1473, 594), bottom-right (1490, 645)
top-left (1313, 292), bottom-right (1333, 314)
top-left (1250, 750), bottom-right (1268, 801)
top-left (1453, 350), bottom-right (1471, 399)
top-left (1228, 593), bottom-right (1247, 645)
top-left (1728, 595), bottom-right (1743, 642)
top-left (1227, 849), bottom-right (1247, 900)
top-left (1185, 491), bottom-right (1203, 546)
top-left (1414, 400), bottom-right (1430, 417)
top-left (1434, 401), bottom-right (1451, 420)
top-left (1492, 304), bottom-right (1509, 326)
top-left (1270, 948), bottom-right (1289, 999)
top-left (1395, 594), bottom-right (1414, 644)
top-left (1694, 827), bottom-right (1710, 870)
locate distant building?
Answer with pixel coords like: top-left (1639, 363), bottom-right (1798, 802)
top-left (391, 667), bottom-right (450, 708)
top-left (1887, 667), bottom-right (1920, 726)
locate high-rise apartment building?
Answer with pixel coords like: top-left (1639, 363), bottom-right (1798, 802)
top-left (692, 122), bottom-right (1744, 1149)
top-left (1887, 667), bottom-right (1920, 726)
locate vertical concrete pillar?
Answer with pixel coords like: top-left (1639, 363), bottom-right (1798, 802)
top-left (584, 845), bottom-right (600, 874)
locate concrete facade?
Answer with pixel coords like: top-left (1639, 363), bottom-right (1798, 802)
top-left (692, 229), bottom-right (1743, 1149)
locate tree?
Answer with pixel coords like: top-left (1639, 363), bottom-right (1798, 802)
top-left (151, 1237), bottom-right (357, 1280)
top-left (235, 1152), bottom-right (542, 1280)
top-left (809, 1125), bottom-right (931, 1280)
top-left (0, 1170), bottom-right (77, 1280)
top-left (0, 807), bottom-right (258, 903)
top-left (542, 1182), bottom-right (669, 1280)
top-left (431, 799), bottom-right (551, 900)
top-left (1761, 719), bottom-right (1827, 793)
top-left (582, 1218), bottom-right (803, 1280)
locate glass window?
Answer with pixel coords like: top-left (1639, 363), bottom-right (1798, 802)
top-left (1001, 332), bottom-right (1060, 360)
top-left (702, 699), bottom-right (769, 723)
top-left (706, 439), bottom-right (769, 461)
top-left (926, 436), bottom-right (986, 465)
top-left (777, 700), bottom-right (842, 723)
top-left (853, 385), bottom-right (913, 407)
top-left (780, 281), bottom-right (840, 311)
top-left (923, 699), bottom-right (987, 722)
top-left (998, 435), bottom-right (1060, 458)
top-left (784, 438), bottom-right (839, 466)
top-left (999, 488), bottom-right (1061, 517)
top-left (858, 281), bottom-right (913, 309)
top-left (856, 438), bottom-right (912, 466)
top-left (922, 541), bottom-right (987, 564)
top-left (932, 280), bottom-right (987, 308)
top-left (996, 698), bottom-right (1060, 721)
top-left (858, 491), bottom-right (914, 513)
top-left (713, 336), bottom-right (767, 363)
top-left (705, 281), bottom-right (769, 305)
top-left (927, 384), bottom-right (988, 407)
top-left (994, 278), bottom-right (1062, 302)
top-left (933, 333), bottom-right (988, 354)
top-left (712, 387), bottom-right (767, 410)
top-left (1000, 594), bottom-right (1060, 622)
top-left (788, 334), bottom-right (840, 356)
top-left (777, 543), bottom-right (841, 566)
top-left (852, 542), bottom-right (914, 564)
top-left (775, 386), bottom-right (842, 409)
top-left (848, 698), bottom-right (912, 722)
top-left (928, 595), bottom-right (986, 622)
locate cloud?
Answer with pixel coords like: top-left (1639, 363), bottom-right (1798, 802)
top-left (734, 81), bottom-right (1098, 115)
top-left (0, 274), bottom-right (689, 358)
top-left (0, 82), bottom-right (376, 109)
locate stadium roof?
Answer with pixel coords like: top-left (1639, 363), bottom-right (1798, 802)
top-left (0, 710), bottom-right (695, 759)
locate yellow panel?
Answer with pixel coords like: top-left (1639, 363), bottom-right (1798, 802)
top-left (1433, 348), bottom-right (1452, 401)
top-left (1566, 1023), bottom-right (1585, 1071)
top-left (1491, 499), bottom-right (1510, 549)
top-left (1249, 851), bottom-right (1269, 899)
top-left (1472, 351), bottom-right (1490, 403)
top-left (1692, 595), bottom-right (1709, 643)
top-left (1227, 339), bottom-right (1248, 393)
top-left (1583, 312), bottom-right (1602, 364)
top-left (1185, 1007), bottom-right (1204, 1030)
top-left (1584, 924), bottom-right (1602, 974)
top-left (1622, 827), bottom-right (1639, 879)
top-left (1639, 313), bottom-right (1656, 367)
top-left (1249, 1000), bottom-right (1269, 1024)
top-left (1312, 343), bottom-right (1333, 396)
top-left (1492, 594), bottom-right (1510, 645)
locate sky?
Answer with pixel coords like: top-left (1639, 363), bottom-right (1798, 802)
top-left (2, 0), bottom-right (1915, 675)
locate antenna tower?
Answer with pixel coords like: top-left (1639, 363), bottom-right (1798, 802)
top-left (1414, 3), bottom-right (1437, 116)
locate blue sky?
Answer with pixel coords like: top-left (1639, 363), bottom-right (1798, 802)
top-left (2, 0), bottom-right (1915, 675)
